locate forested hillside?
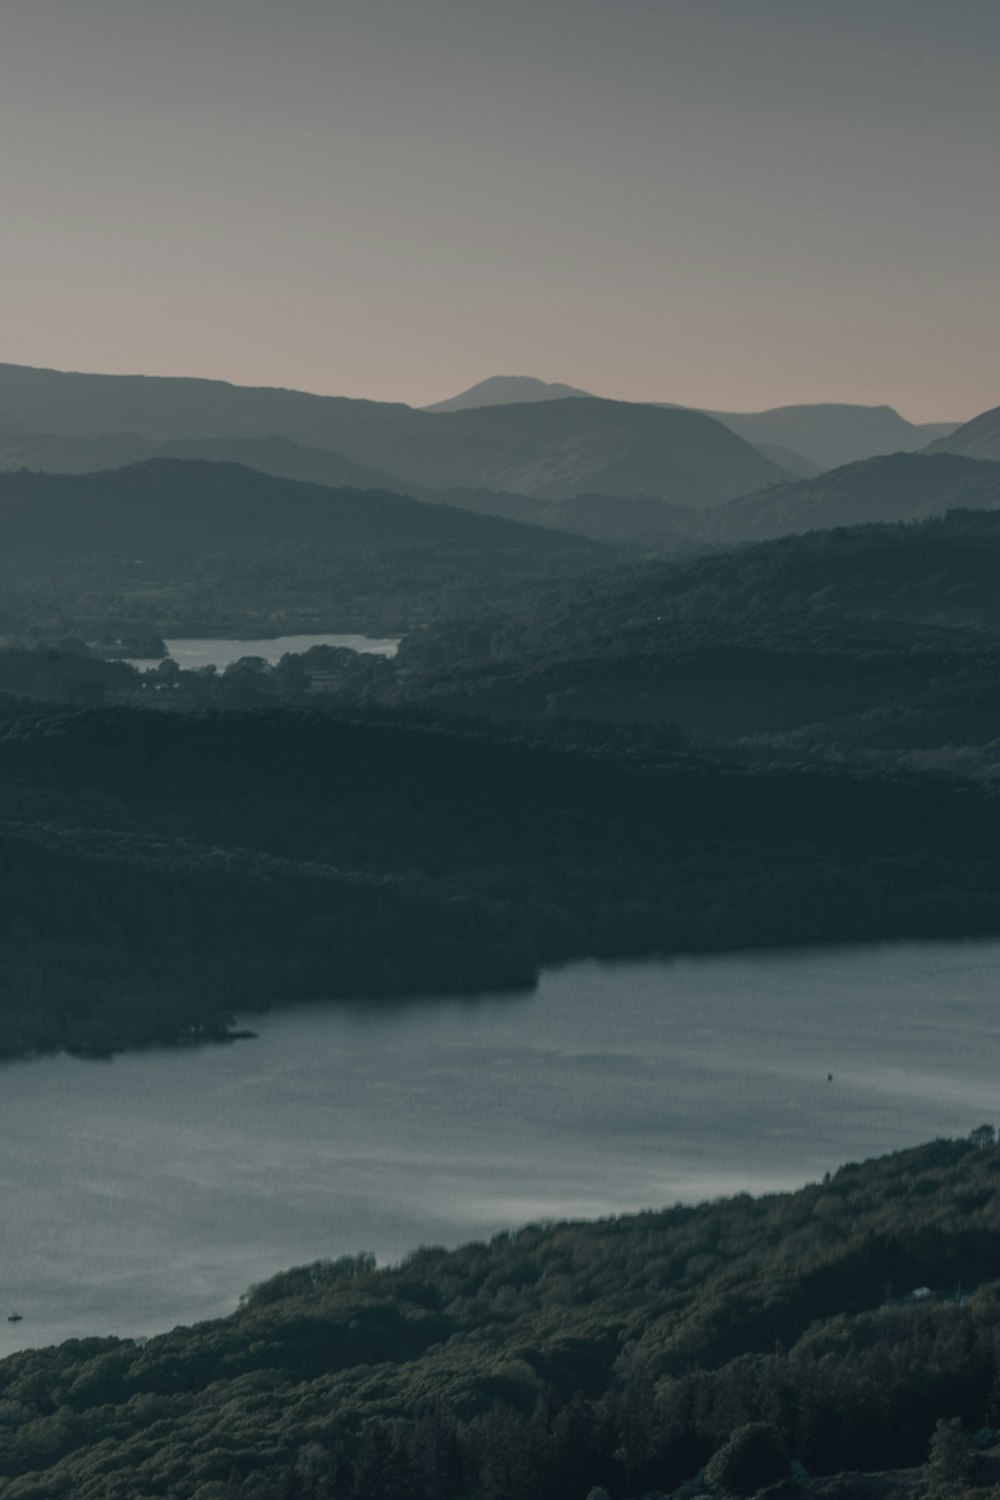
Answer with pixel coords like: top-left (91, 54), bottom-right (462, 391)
top-left (0, 460), bottom-right (604, 638)
top-left (2, 698), bottom-right (1000, 1056)
top-left (371, 510), bottom-right (1000, 773)
top-left (2, 1138), bottom-right (1000, 1498)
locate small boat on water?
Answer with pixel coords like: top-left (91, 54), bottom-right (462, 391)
top-left (7, 1313), bottom-right (22, 1323)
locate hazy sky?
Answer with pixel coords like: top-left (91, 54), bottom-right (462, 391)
top-left (1, 0), bottom-right (997, 420)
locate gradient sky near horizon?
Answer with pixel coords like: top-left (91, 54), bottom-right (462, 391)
top-left (1, 0), bottom-right (997, 422)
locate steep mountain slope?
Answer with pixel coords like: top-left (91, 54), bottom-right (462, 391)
top-left (414, 398), bottom-right (787, 502)
top-left (750, 440), bottom-right (822, 477)
top-left (424, 374), bottom-right (592, 411)
top-left (919, 420), bottom-right (965, 442)
top-left (0, 364), bottom-right (787, 504)
top-left (926, 402), bottom-right (1000, 461)
top-left (703, 451), bottom-right (1000, 543)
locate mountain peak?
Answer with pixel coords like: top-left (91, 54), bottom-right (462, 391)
top-left (424, 375), bottom-right (593, 413)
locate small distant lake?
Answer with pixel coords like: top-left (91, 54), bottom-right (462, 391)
top-left (133, 634), bottom-right (400, 672)
top-left (2, 940), bottom-right (1000, 1356)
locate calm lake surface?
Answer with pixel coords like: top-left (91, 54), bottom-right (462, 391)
top-left (133, 633), bottom-right (400, 672)
top-left (3, 940), bottom-right (1000, 1356)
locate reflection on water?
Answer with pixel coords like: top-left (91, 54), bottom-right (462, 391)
top-left (2, 940), bottom-right (1000, 1354)
top-left (132, 633), bottom-right (400, 672)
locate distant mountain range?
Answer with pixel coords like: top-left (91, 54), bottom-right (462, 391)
top-left (426, 375), bottom-right (962, 471)
top-left (432, 451), bottom-right (1000, 550)
top-left (698, 402), bottom-right (960, 470)
top-left (0, 362), bottom-right (992, 557)
top-left (926, 401), bottom-right (1000, 461)
top-left (0, 363), bottom-right (785, 507)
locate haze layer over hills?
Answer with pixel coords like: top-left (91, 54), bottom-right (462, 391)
top-left (425, 374), bottom-right (962, 470)
top-left (0, 363), bottom-right (785, 505)
top-left (702, 451), bottom-right (1000, 543)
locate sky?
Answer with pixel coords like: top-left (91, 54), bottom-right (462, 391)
top-left (1, 0), bottom-right (997, 421)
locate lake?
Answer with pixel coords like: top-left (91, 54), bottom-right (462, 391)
top-left (2, 939), bottom-right (1000, 1356)
top-left (132, 633), bottom-right (400, 672)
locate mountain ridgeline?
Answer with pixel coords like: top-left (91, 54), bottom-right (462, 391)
top-left (422, 375), bottom-right (962, 469)
top-left (928, 400), bottom-right (1000, 461)
top-left (0, 362), bottom-right (786, 504)
top-left (699, 451), bottom-right (1000, 543)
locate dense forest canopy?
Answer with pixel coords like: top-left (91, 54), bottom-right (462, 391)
top-left (0, 695), bottom-right (999, 1057)
top-left (3, 1139), bottom-right (1000, 1498)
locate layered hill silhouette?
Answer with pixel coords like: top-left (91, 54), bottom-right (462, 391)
top-left (0, 460), bottom-right (605, 635)
top-left (387, 508), bottom-right (1000, 756)
top-left (489, 508), bottom-right (1000, 647)
top-left (927, 400), bottom-right (1000, 461)
top-left (4, 421), bottom-right (995, 556)
top-left (0, 459), bottom-right (602, 565)
top-left (422, 374), bottom-right (960, 470)
top-left (0, 362), bottom-right (785, 504)
top-left (0, 426), bottom-right (699, 548)
top-left (700, 402), bottom-right (960, 470)
top-left (701, 451), bottom-right (1000, 543)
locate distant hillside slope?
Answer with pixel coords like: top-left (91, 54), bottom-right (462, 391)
top-left (0, 426), bottom-right (701, 548)
top-left (417, 398), bottom-right (787, 503)
top-left (602, 509), bottom-right (1000, 639)
top-left (704, 451), bottom-right (1000, 543)
top-left (0, 429), bottom-right (155, 473)
top-left (0, 363), bottom-right (787, 505)
top-left (749, 441), bottom-right (822, 478)
top-left (424, 374), bottom-right (592, 411)
top-left (0, 460), bottom-right (606, 636)
top-left (420, 376), bottom-right (960, 471)
top-left (926, 402), bottom-right (1000, 461)
top-left (0, 458), bottom-right (609, 569)
top-left (0, 429), bottom-right (424, 496)
top-left (699, 402), bottom-right (962, 471)
top-left (391, 510), bottom-right (1000, 744)
top-left (157, 435), bottom-right (404, 491)
top-left (403, 509), bottom-right (1000, 681)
